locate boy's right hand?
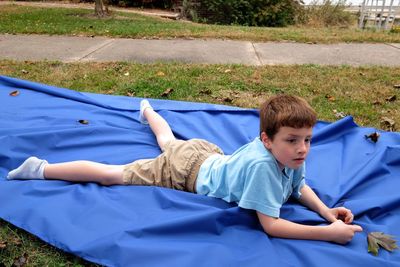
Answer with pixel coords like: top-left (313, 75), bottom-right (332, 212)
top-left (327, 220), bottom-right (363, 244)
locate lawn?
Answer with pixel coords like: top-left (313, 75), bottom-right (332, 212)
top-left (1, 4), bottom-right (400, 43)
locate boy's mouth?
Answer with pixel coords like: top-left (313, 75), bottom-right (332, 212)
top-left (293, 158), bottom-right (305, 163)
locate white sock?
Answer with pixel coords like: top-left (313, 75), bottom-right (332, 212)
top-left (139, 99), bottom-right (153, 124)
top-left (7, 157), bottom-right (48, 180)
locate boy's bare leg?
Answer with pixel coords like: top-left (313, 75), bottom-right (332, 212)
top-left (141, 100), bottom-right (176, 150)
top-left (44, 161), bottom-right (124, 185)
top-left (8, 157), bottom-right (124, 185)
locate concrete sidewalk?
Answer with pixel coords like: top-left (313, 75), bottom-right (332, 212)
top-left (1, 34), bottom-right (399, 66)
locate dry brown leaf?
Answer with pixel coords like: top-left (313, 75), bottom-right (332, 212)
top-left (161, 88), bottom-right (174, 97)
top-left (385, 95), bottom-right (397, 102)
top-left (10, 90), bottom-right (20, 96)
top-left (365, 132), bottom-right (380, 143)
top-left (13, 253), bottom-right (28, 267)
top-left (325, 94), bottom-right (335, 102)
top-left (78, 119), bottom-right (89, 125)
top-left (368, 232), bottom-right (398, 256)
top-left (0, 241), bottom-right (7, 249)
top-left (381, 117), bottom-right (395, 131)
top-left (199, 89), bottom-right (212, 95)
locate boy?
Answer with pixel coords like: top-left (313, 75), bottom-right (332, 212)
top-left (7, 95), bottom-right (363, 244)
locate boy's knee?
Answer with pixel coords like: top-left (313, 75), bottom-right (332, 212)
top-left (100, 168), bottom-right (124, 185)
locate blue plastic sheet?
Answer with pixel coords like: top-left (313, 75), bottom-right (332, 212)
top-left (1, 75), bottom-right (399, 267)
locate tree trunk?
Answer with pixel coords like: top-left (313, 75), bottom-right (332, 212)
top-left (95, 0), bottom-right (109, 17)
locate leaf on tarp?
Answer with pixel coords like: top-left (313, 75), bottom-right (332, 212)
top-left (365, 132), bottom-right (380, 143)
top-left (367, 232), bottom-right (398, 256)
top-left (9, 90), bottom-right (20, 96)
top-left (78, 119), bottom-right (89, 125)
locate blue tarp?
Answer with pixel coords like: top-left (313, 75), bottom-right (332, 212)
top-left (0, 75), bottom-right (399, 267)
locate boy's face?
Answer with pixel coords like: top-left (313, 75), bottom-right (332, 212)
top-left (261, 126), bottom-right (312, 170)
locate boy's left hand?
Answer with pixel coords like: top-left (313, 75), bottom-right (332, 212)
top-left (323, 207), bottom-right (354, 224)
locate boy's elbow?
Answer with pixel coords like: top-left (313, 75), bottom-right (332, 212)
top-left (256, 211), bottom-right (279, 236)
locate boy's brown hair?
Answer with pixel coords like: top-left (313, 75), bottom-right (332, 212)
top-left (260, 94), bottom-right (317, 139)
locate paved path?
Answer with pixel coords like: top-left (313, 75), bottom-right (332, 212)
top-left (1, 34), bottom-right (399, 66)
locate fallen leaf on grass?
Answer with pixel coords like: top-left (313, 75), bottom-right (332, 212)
top-left (199, 89), bottom-right (212, 95)
top-left (0, 241), bottom-right (6, 249)
top-left (368, 232), bottom-right (398, 256)
top-left (332, 109), bottom-right (346, 118)
top-left (156, 71), bottom-right (165, 77)
top-left (325, 94), bottom-right (335, 102)
top-left (393, 84), bottom-right (400, 89)
top-left (161, 88), bottom-right (174, 97)
top-left (365, 132), bottom-right (380, 143)
top-left (385, 95), bottom-right (397, 102)
top-left (223, 97), bottom-right (233, 103)
top-left (381, 117), bottom-right (396, 131)
top-left (13, 253), bottom-right (28, 267)
top-left (9, 90), bottom-right (20, 96)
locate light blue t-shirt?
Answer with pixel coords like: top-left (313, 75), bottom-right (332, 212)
top-left (196, 137), bottom-right (306, 218)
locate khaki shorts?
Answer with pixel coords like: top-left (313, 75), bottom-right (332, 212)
top-left (123, 139), bottom-right (223, 193)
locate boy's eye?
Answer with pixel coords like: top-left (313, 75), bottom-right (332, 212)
top-left (287, 139), bottom-right (297, 143)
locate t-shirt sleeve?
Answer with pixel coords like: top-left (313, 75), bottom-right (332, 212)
top-left (291, 163), bottom-right (306, 199)
top-left (238, 162), bottom-right (283, 218)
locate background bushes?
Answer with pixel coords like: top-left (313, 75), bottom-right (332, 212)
top-left (183, 0), bottom-right (303, 26)
top-left (302, 0), bottom-right (354, 27)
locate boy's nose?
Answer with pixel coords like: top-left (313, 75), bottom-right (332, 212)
top-left (297, 142), bottom-right (308, 154)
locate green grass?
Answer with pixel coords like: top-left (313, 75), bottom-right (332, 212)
top-left (1, 4), bottom-right (400, 43)
top-left (0, 220), bottom-right (99, 266)
top-left (1, 60), bottom-right (399, 129)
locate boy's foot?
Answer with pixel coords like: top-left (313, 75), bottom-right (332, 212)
top-left (139, 99), bottom-right (153, 124)
top-left (7, 157), bottom-right (48, 180)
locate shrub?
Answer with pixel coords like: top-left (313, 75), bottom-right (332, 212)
top-left (107, 0), bottom-right (173, 8)
top-left (301, 0), bottom-right (354, 27)
top-left (183, 0), bottom-right (304, 27)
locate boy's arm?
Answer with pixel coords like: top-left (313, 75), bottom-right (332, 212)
top-left (256, 211), bottom-right (363, 244)
top-left (256, 184), bottom-right (363, 244)
top-left (298, 184), bottom-right (354, 224)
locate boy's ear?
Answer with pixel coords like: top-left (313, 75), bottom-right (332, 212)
top-left (260, 132), bottom-right (272, 149)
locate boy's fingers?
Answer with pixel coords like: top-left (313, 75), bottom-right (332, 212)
top-left (351, 225), bottom-right (363, 232)
top-left (345, 213), bottom-right (354, 224)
